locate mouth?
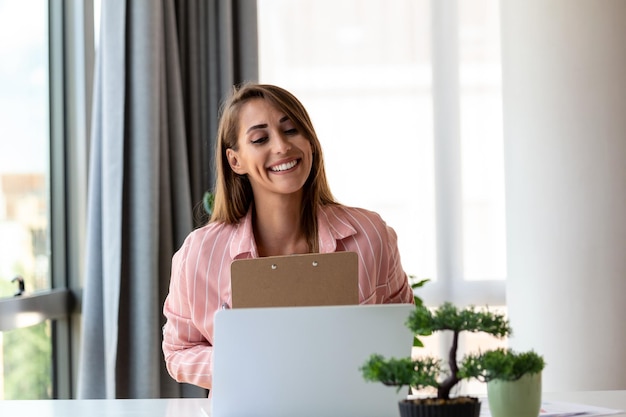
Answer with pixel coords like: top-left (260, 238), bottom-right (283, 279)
top-left (268, 159), bottom-right (299, 173)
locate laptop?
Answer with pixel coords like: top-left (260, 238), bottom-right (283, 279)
top-left (210, 303), bottom-right (415, 417)
top-left (230, 251), bottom-right (359, 308)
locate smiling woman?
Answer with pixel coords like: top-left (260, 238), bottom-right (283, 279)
top-left (161, 83), bottom-right (415, 391)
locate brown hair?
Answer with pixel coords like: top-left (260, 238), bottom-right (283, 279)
top-left (210, 83), bottom-right (337, 252)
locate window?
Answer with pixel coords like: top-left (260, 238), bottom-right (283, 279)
top-left (258, 0), bottom-right (507, 395)
top-left (0, 0), bottom-right (94, 399)
top-left (0, 0), bottom-right (52, 399)
top-left (0, 1), bottom-right (50, 295)
top-left (458, 0), bottom-right (506, 281)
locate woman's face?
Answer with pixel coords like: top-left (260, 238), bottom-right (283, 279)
top-left (226, 98), bottom-right (313, 200)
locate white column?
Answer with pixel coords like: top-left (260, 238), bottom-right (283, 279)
top-left (501, 0), bottom-right (626, 391)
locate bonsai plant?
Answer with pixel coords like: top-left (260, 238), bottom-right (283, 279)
top-left (464, 348), bottom-right (546, 417)
top-left (360, 301), bottom-right (512, 417)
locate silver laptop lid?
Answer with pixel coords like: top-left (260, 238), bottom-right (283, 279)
top-left (211, 303), bottom-right (414, 417)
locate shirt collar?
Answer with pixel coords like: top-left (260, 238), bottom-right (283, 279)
top-left (229, 204), bottom-right (357, 257)
top-left (229, 208), bottom-right (258, 259)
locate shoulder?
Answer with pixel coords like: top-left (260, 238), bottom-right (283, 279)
top-left (171, 220), bottom-right (242, 275)
top-left (319, 204), bottom-right (393, 243)
top-left (319, 204), bottom-right (401, 263)
top-left (186, 220), bottom-right (232, 241)
top-left (176, 221), bottom-right (236, 256)
top-left (321, 204), bottom-right (387, 228)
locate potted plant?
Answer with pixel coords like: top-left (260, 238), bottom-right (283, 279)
top-left (464, 348), bottom-right (545, 417)
top-left (360, 301), bottom-right (512, 417)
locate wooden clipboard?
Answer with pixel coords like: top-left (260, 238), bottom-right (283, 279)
top-left (230, 251), bottom-right (359, 308)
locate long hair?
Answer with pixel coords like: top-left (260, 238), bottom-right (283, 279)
top-left (210, 83), bottom-right (337, 252)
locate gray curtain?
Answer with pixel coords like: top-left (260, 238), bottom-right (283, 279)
top-left (77, 0), bottom-right (258, 399)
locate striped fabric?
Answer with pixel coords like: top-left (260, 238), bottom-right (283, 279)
top-left (162, 204), bottom-right (414, 389)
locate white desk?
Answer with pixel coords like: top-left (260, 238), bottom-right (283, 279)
top-left (542, 391), bottom-right (625, 415)
top-left (0, 391), bottom-right (624, 417)
top-left (0, 398), bottom-right (210, 417)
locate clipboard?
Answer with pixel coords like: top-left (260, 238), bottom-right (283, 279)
top-left (230, 251), bottom-right (359, 308)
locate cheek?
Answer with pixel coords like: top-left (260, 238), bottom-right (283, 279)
top-left (304, 142), bottom-right (315, 172)
top-left (302, 139), bottom-right (314, 156)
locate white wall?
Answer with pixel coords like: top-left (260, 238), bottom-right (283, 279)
top-left (501, 0), bottom-right (626, 391)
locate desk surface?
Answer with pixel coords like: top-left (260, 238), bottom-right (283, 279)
top-left (541, 391), bottom-right (625, 415)
top-left (0, 391), bottom-right (623, 417)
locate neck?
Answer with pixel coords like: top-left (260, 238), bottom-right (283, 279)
top-left (253, 193), bottom-right (310, 257)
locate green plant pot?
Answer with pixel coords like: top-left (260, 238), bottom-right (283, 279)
top-left (487, 372), bottom-right (542, 417)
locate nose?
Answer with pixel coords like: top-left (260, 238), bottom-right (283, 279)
top-left (272, 131), bottom-right (291, 154)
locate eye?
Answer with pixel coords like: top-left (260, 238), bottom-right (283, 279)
top-left (284, 128), bottom-right (298, 135)
top-left (251, 136), bottom-right (268, 144)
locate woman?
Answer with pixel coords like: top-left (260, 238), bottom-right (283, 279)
top-left (162, 83), bottom-right (413, 389)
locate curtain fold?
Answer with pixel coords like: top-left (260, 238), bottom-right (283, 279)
top-left (77, 0), bottom-right (258, 399)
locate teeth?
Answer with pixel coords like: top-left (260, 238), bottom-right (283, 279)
top-left (270, 160), bottom-right (297, 172)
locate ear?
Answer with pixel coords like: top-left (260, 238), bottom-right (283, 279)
top-left (226, 148), bottom-right (246, 175)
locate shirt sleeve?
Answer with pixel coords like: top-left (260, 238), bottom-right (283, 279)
top-left (381, 223), bottom-right (415, 304)
top-left (342, 206), bottom-right (414, 305)
top-left (162, 240), bottom-right (215, 389)
top-left (383, 223), bottom-right (415, 304)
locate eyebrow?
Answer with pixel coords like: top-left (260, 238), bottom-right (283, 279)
top-left (246, 116), bottom-right (290, 134)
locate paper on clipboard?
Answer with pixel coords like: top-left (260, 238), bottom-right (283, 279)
top-left (538, 401), bottom-right (623, 417)
top-left (230, 251), bottom-right (359, 308)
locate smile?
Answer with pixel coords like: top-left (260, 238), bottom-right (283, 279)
top-left (269, 159), bottom-right (298, 172)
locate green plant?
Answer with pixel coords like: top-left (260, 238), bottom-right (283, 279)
top-left (408, 276), bottom-right (429, 347)
top-left (360, 301), bottom-right (512, 400)
top-left (462, 348), bottom-right (545, 382)
top-left (203, 191), bottom-right (215, 217)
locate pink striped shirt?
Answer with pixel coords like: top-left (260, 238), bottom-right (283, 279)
top-left (162, 204), bottom-right (413, 389)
